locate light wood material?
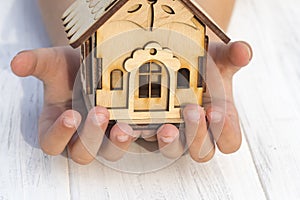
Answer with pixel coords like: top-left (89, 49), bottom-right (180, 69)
top-left (62, 0), bottom-right (230, 48)
top-left (38, 0), bottom-right (73, 46)
top-left (92, 5), bottom-right (207, 125)
top-left (37, 0), bottom-right (235, 46)
top-left (2, 0), bottom-right (300, 199)
top-left (67, 0), bottom-right (224, 126)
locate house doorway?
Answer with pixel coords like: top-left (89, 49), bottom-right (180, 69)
top-left (134, 60), bottom-right (169, 111)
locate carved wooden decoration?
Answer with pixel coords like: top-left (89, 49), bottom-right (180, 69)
top-left (62, 0), bottom-right (230, 130)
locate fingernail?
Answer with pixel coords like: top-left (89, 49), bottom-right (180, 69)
top-left (17, 50), bottom-right (29, 55)
top-left (116, 122), bottom-right (133, 136)
top-left (209, 111), bottom-right (223, 123)
top-left (141, 130), bottom-right (155, 139)
top-left (241, 41), bottom-right (253, 61)
top-left (160, 136), bottom-right (176, 144)
top-left (116, 123), bottom-right (134, 142)
top-left (157, 125), bottom-right (177, 143)
top-left (185, 107), bottom-right (202, 122)
top-left (91, 113), bottom-right (107, 125)
top-left (63, 117), bottom-right (78, 128)
top-left (117, 134), bottom-right (130, 142)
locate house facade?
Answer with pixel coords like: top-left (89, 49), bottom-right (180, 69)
top-left (62, 0), bottom-right (230, 129)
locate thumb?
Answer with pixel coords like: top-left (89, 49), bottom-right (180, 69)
top-left (209, 41), bottom-right (253, 77)
top-left (11, 46), bottom-right (79, 84)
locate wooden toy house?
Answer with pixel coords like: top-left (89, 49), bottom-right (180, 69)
top-left (62, 0), bottom-right (230, 129)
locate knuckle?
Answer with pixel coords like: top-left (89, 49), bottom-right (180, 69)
top-left (99, 151), bottom-right (124, 162)
top-left (219, 137), bottom-right (242, 154)
top-left (68, 147), bottom-right (94, 165)
top-left (157, 124), bottom-right (178, 137)
top-left (190, 148), bottom-right (215, 163)
top-left (105, 155), bottom-right (123, 162)
top-left (40, 145), bottom-right (62, 156)
top-left (39, 135), bottom-right (65, 156)
top-left (71, 155), bottom-right (93, 165)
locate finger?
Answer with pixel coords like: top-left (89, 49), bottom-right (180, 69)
top-left (205, 41), bottom-right (252, 104)
top-left (206, 104), bottom-right (242, 154)
top-left (39, 109), bottom-right (81, 155)
top-left (209, 41), bottom-right (253, 77)
top-left (156, 124), bottom-right (184, 159)
top-left (10, 47), bottom-right (79, 103)
top-left (11, 47), bottom-right (79, 81)
top-left (183, 104), bottom-right (215, 162)
top-left (68, 106), bottom-right (109, 165)
top-left (141, 130), bottom-right (157, 142)
top-left (205, 42), bottom-right (247, 154)
top-left (99, 123), bottom-right (136, 161)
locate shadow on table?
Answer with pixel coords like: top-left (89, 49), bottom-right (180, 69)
top-left (0, 0), bottom-right (50, 148)
top-left (20, 78), bottom-right (44, 149)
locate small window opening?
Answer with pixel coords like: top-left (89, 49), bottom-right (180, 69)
top-left (177, 68), bottom-right (190, 88)
top-left (110, 69), bottom-right (123, 90)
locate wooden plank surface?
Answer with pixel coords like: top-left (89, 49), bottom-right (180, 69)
top-left (68, 140), bottom-right (265, 200)
top-left (230, 0), bottom-right (300, 199)
top-left (67, 0), bottom-right (266, 196)
top-left (0, 1), bottom-right (70, 200)
top-left (1, 0), bottom-right (300, 199)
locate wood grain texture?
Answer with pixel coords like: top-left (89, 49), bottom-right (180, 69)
top-left (62, 0), bottom-right (128, 48)
top-left (68, 145), bottom-right (265, 200)
top-left (2, 0), bottom-right (300, 199)
top-left (0, 1), bottom-right (70, 199)
top-left (63, 0), bottom-right (230, 48)
top-left (229, 0), bottom-right (300, 199)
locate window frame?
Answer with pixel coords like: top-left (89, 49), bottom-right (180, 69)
top-left (110, 69), bottom-right (123, 90)
top-left (138, 61), bottom-right (162, 98)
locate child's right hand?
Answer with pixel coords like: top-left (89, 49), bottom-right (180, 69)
top-left (11, 47), bottom-right (139, 164)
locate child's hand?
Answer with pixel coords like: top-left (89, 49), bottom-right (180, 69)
top-left (10, 41), bottom-right (252, 164)
top-left (181, 41), bottom-right (252, 162)
top-left (10, 47), bottom-right (138, 164)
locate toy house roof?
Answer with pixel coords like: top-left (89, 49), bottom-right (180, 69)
top-left (62, 0), bottom-right (231, 48)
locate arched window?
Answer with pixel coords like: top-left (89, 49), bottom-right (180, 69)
top-left (110, 69), bottom-right (123, 90)
top-left (177, 68), bottom-right (190, 88)
top-left (139, 61), bottom-right (162, 98)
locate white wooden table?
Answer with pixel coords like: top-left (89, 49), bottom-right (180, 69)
top-left (1, 0), bottom-right (299, 199)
